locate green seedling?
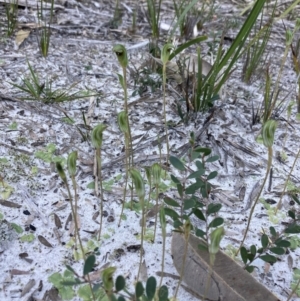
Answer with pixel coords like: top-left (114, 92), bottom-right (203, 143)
top-left (48, 270), bottom-right (76, 300)
top-left (20, 233), bottom-right (35, 242)
top-left (8, 121), bottom-right (17, 130)
top-left (240, 226), bottom-right (292, 273)
top-left (35, 143), bottom-right (65, 165)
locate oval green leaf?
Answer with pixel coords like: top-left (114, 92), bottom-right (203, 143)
top-left (135, 281), bottom-right (144, 298)
top-left (240, 247), bottom-right (248, 265)
top-left (83, 255), bottom-right (96, 275)
top-left (164, 197), bottom-right (180, 207)
top-left (146, 276), bottom-right (156, 300)
top-left (169, 156), bottom-right (185, 171)
top-left (115, 275), bottom-right (125, 292)
top-left (208, 217), bottom-right (224, 228)
top-left (261, 234), bottom-right (269, 248)
top-left (207, 203), bottom-right (222, 215)
top-left (259, 254), bottom-right (277, 263)
top-left (269, 247), bottom-right (285, 255)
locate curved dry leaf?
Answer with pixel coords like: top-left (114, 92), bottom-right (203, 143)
top-left (53, 213), bottom-right (62, 229)
top-left (171, 233), bottom-right (280, 301)
top-left (38, 235), bottom-right (53, 248)
top-left (244, 180), bottom-right (262, 211)
top-left (15, 30), bottom-right (31, 49)
top-left (239, 185), bottom-right (246, 202)
top-left (0, 199), bottom-right (21, 208)
top-left (288, 255), bottom-right (293, 270)
top-left (21, 279), bottom-right (35, 297)
top-left (11, 269), bottom-right (30, 275)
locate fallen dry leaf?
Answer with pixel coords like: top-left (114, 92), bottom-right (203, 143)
top-left (171, 232), bottom-right (280, 301)
top-left (15, 30), bottom-right (31, 49)
top-left (0, 199), bottom-right (21, 208)
top-left (38, 235), bottom-right (53, 248)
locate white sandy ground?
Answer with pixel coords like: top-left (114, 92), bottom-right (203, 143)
top-left (1, 1), bottom-right (300, 300)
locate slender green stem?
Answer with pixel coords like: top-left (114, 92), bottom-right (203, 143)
top-left (118, 135), bottom-right (129, 226)
top-left (236, 147), bottom-right (273, 255)
top-left (70, 177), bottom-right (78, 246)
top-left (96, 148), bottom-right (104, 240)
top-left (65, 181), bottom-right (96, 301)
top-left (153, 183), bottom-right (159, 241)
top-left (162, 64), bottom-right (170, 162)
top-left (122, 66), bottom-right (134, 168)
top-left (275, 147), bottom-right (300, 214)
top-left (137, 197), bottom-right (145, 280)
top-left (159, 226), bottom-right (166, 288)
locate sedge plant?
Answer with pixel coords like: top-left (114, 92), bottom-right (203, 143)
top-left (236, 120), bottom-right (277, 256)
top-left (242, 6), bottom-right (274, 84)
top-left (37, 0), bottom-right (55, 57)
top-left (91, 124), bottom-right (107, 240)
top-left (11, 60), bottom-right (90, 103)
top-left (5, 0), bottom-right (18, 37)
